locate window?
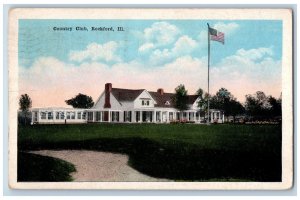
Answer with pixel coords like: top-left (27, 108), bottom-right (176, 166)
top-left (48, 112), bottom-right (53, 120)
top-left (41, 112), bottom-right (46, 119)
top-left (87, 112), bottom-right (93, 121)
top-left (66, 112), bottom-right (71, 119)
top-left (60, 112), bottom-right (65, 120)
top-left (124, 111), bottom-right (131, 122)
top-left (71, 112), bottom-right (75, 119)
top-left (96, 112), bottom-right (101, 121)
top-left (169, 112), bottom-right (173, 121)
top-left (56, 112), bottom-right (60, 119)
top-left (165, 101), bottom-right (170, 105)
top-left (33, 112), bottom-right (38, 122)
top-left (77, 112), bottom-right (81, 119)
top-left (142, 99), bottom-right (150, 106)
top-left (82, 112), bottom-right (86, 120)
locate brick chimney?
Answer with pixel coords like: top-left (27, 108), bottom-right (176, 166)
top-left (104, 83), bottom-right (112, 108)
top-left (157, 88), bottom-right (164, 95)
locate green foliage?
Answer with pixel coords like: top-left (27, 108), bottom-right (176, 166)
top-left (19, 94), bottom-right (32, 125)
top-left (174, 84), bottom-right (188, 111)
top-left (18, 124), bottom-right (282, 182)
top-left (19, 94), bottom-right (32, 112)
top-left (245, 91), bottom-right (281, 120)
top-left (18, 152), bottom-right (76, 182)
top-left (197, 88), bottom-right (245, 119)
top-left (65, 93), bottom-right (94, 108)
top-left (268, 96), bottom-right (282, 117)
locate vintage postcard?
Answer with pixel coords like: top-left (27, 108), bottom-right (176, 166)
top-left (8, 8), bottom-right (293, 190)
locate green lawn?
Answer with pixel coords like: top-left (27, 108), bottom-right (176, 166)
top-left (18, 123), bottom-right (282, 182)
top-left (18, 152), bottom-right (76, 182)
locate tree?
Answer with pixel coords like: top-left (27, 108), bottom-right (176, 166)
top-left (215, 88), bottom-right (233, 111)
top-left (196, 88), bottom-right (211, 120)
top-left (245, 91), bottom-right (272, 120)
top-left (19, 94), bottom-right (32, 125)
top-left (196, 88), bottom-right (205, 109)
top-left (268, 96), bottom-right (282, 118)
top-left (228, 99), bottom-right (245, 122)
top-left (212, 88), bottom-right (245, 120)
top-left (174, 84), bottom-right (188, 120)
top-left (65, 93), bottom-right (94, 108)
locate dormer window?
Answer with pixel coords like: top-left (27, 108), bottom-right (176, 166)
top-left (165, 101), bottom-right (170, 105)
top-left (141, 99), bottom-right (150, 106)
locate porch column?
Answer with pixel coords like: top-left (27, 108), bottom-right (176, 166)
top-left (38, 110), bottom-right (41, 121)
top-left (211, 112), bottom-right (213, 123)
top-left (131, 111), bottom-right (135, 123)
top-left (93, 112), bottom-right (96, 122)
top-left (153, 111), bottom-right (156, 123)
top-left (222, 112), bottom-right (225, 123)
top-left (108, 111), bottom-right (111, 122)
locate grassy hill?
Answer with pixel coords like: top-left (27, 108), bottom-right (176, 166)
top-left (18, 123), bottom-right (282, 182)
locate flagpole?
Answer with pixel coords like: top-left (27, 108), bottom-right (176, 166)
top-left (207, 23), bottom-right (210, 125)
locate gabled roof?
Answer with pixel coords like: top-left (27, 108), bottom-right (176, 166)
top-left (111, 88), bottom-right (144, 102)
top-left (187, 95), bottom-right (199, 105)
top-left (110, 87), bottom-right (199, 108)
top-left (149, 92), bottom-right (175, 107)
top-left (149, 92), bottom-right (199, 108)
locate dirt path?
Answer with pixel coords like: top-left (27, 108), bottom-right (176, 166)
top-left (29, 150), bottom-right (171, 182)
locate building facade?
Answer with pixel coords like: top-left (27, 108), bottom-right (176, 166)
top-left (31, 83), bottom-right (224, 124)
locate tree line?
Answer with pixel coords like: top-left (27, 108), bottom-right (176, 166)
top-left (18, 86), bottom-right (281, 125)
top-left (174, 84), bottom-right (282, 123)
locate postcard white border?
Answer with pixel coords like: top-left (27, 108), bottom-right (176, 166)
top-left (8, 8), bottom-right (293, 190)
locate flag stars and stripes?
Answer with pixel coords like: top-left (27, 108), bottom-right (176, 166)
top-left (211, 31), bottom-right (225, 44)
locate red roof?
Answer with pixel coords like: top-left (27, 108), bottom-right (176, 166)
top-left (110, 87), bottom-right (198, 108)
top-left (111, 88), bottom-right (144, 102)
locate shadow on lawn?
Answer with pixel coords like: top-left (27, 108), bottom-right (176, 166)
top-left (18, 152), bottom-right (76, 182)
top-left (19, 137), bottom-right (281, 182)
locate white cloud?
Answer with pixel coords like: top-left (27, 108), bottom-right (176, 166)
top-left (210, 47), bottom-right (281, 102)
top-left (213, 22), bottom-right (239, 35)
top-left (69, 41), bottom-right (121, 63)
top-left (149, 35), bottom-right (198, 65)
top-left (19, 55), bottom-right (207, 107)
top-left (138, 43), bottom-right (154, 52)
top-left (20, 47), bottom-right (281, 108)
top-left (143, 22), bottom-right (180, 47)
top-left (235, 47), bottom-right (273, 61)
top-left (138, 22), bottom-right (199, 65)
top-left (137, 21), bottom-right (181, 54)
top-left (172, 35), bottom-right (198, 55)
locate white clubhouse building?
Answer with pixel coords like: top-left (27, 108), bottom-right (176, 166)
top-left (31, 83), bottom-right (224, 124)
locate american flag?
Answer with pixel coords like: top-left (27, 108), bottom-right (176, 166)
top-left (210, 31), bottom-right (225, 44)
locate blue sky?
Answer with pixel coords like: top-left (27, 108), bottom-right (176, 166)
top-left (18, 19), bottom-right (282, 107)
top-left (19, 19), bottom-right (282, 66)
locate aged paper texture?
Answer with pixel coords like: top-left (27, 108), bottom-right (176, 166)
top-left (8, 8), bottom-right (293, 190)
